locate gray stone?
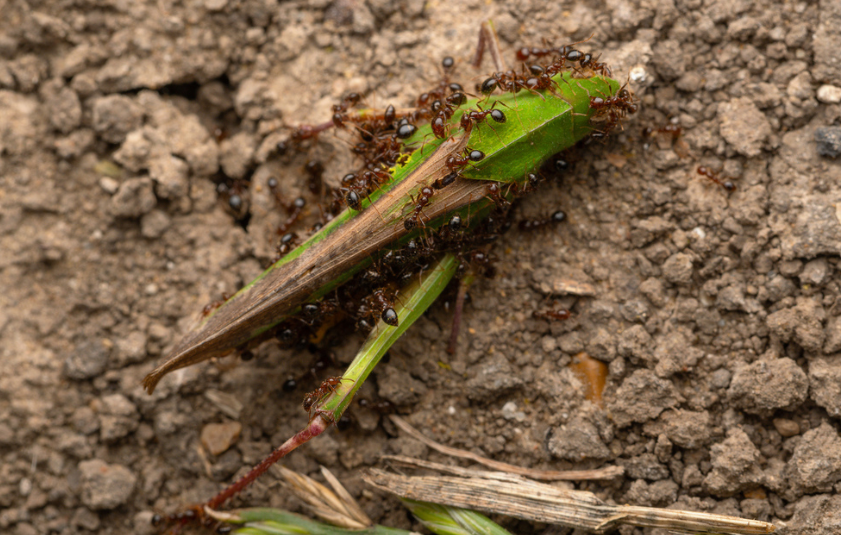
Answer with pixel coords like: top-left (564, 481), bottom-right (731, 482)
top-left (815, 127), bottom-right (841, 158)
top-left (587, 327), bottom-right (617, 362)
top-left (64, 339), bottom-right (109, 380)
top-left (115, 331), bottom-right (147, 365)
top-left (710, 368), bottom-right (732, 389)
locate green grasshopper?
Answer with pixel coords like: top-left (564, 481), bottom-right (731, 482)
top-left (146, 22), bottom-right (630, 528)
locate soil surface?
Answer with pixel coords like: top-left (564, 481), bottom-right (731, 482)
top-left (3, 1), bottom-right (841, 534)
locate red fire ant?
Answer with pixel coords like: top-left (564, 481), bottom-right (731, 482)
top-left (432, 171), bottom-right (460, 190)
top-left (697, 166), bottom-right (736, 193)
top-left (518, 209), bottom-right (566, 231)
top-left (430, 92), bottom-right (467, 138)
top-left (590, 86), bottom-right (638, 116)
top-left (532, 307), bottom-right (571, 321)
top-left (588, 84), bottom-right (638, 138)
top-left (643, 124), bottom-right (682, 139)
top-left (274, 232), bottom-right (299, 260)
top-left (355, 284), bottom-right (400, 331)
top-left (300, 298), bottom-right (340, 327)
top-left (460, 102), bottom-right (507, 135)
top-left (331, 92), bottom-right (362, 128)
top-left (485, 181), bottom-right (510, 210)
top-left (201, 292), bottom-right (230, 317)
top-left (445, 148), bottom-right (486, 173)
top-left (515, 44), bottom-right (567, 62)
top-left (304, 160), bottom-right (324, 195)
top-left (302, 376), bottom-right (354, 421)
top-left (403, 186), bottom-right (435, 230)
top-left (643, 124), bottom-right (689, 158)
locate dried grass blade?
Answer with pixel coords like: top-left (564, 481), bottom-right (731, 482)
top-left (388, 415), bottom-right (623, 481)
top-left (363, 463), bottom-right (775, 535)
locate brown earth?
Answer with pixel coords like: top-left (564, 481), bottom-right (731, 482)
top-left (2, 0), bottom-right (841, 534)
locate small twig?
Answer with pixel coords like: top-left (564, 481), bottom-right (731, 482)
top-left (389, 415), bottom-right (623, 481)
top-left (446, 274), bottom-right (474, 354)
top-left (472, 21), bottom-right (507, 72)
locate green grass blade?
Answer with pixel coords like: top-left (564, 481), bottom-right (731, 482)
top-left (229, 508), bottom-right (409, 535)
top-left (314, 253), bottom-right (460, 421)
top-left (401, 500), bottom-right (513, 535)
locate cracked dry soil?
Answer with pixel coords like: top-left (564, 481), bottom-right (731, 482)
top-left (2, 0), bottom-right (841, 534)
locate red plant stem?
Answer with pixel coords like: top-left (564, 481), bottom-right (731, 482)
top-left (205, 415), bottom-right (331, 510)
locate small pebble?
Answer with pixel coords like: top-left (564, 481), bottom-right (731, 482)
top-left (201, 420), bottom-right (242, 455)
top-left (99, 177), bottom-right (119, 194)
top-left (816, 84), bottom-right (841, 104)
top-left (501, 401), bottom-right (526, 422)
top-left (773, 418), bottom-right (800, 437)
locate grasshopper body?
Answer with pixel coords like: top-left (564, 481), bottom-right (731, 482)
top-left (142, 71), bottom-right (621, 394)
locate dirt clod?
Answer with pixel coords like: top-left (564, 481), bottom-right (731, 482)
top-left (785, 422), bottom-right (841, 497)
top-left (728, 357), bottom-right (809, 416)
top-left (79, 460), bottom-right (137, 510)
top-left (703, 428), bottom-right (764, 497)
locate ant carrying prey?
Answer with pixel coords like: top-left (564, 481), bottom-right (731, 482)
top-left (142, 21), bottom-right (639, 534)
